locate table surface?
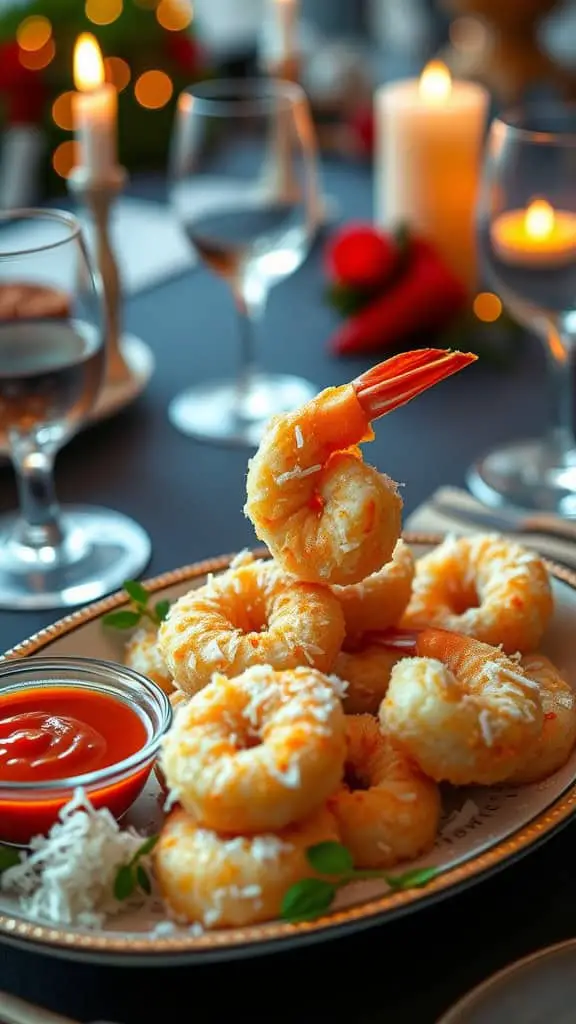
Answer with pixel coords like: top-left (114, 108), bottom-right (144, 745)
top-left (0, 163), bottom-right (566, 1024)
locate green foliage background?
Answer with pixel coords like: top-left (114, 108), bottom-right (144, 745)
top-left (0, 0), bottom-right (205, 194)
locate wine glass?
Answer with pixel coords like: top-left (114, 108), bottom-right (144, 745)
top-left (470, 103), bottom-right (576, 514)
top-left (0, 209), bottom-right (151, 611)
top-left (169, 77), bottom-right (320, 447)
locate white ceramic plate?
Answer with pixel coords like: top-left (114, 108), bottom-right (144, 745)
top-left (2, 533), bottom-right (576, 966)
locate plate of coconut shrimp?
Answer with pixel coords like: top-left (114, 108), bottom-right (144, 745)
top-left (3, 348), bottom-right (576, 965)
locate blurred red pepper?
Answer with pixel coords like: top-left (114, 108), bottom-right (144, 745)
top-left (329, 238), bottom-right (468, 356)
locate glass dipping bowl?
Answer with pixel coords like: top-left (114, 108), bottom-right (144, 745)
top-left (0, 657), bottom-right (172, 846)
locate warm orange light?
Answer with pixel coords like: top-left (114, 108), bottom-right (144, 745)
top-left (19, 37), bottom-right (55, 70)
top-left (418, 60), bottom-right (452, 103)
top-left (525, 198), bottom-right (555, 241)
top-left (156, 0), bottom-right (193, 31)
top-left (16, 15), bottom-right (52, 52)
top-left (105, 56), bottom-right (131, 92)
top-left (52, 140), bottom-right (81, 179)
top-left (51, 91), bottom-right (76, 131)
top-left (85, 0), bottom-right (123, 25)
top-left (473, 292), bottom-right (502, 323)
top-left (74, 33), bottom-right (105, 91)
top-left (134, 69), bottom-right (173, 109)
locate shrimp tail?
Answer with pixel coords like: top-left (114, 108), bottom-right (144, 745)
top-left (353, 349), bottom-right (477, 422)
top-left (344, 626), bottom-right (420, 654)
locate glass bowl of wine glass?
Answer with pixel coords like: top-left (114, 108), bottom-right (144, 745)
top-left (0, 209), bottom-right (151, 610)
top-left (470, 103), bottom-right (576, 514)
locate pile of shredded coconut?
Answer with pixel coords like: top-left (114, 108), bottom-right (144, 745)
top-left (1, 788), bottom-right (148, 929)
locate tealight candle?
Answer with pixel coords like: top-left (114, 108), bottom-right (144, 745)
top-left (491, 199), bottom-right (576, 267)
top-left (73, 33), bottom-right (117, 183)
top-left (374, 61), bottom-right (489, 294)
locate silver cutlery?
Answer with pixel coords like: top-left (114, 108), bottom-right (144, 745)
top-left (0, 992), bottom-right (118, 1024)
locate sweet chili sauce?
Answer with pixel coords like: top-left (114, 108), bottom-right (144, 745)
top-left (0, 685), bottom-right (151, 845)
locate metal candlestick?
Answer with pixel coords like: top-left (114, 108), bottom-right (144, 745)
top-left (68, 165), bottom-right (152, 389)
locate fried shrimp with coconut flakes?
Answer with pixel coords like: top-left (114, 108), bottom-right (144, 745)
top-left (328, 715), bottom-right (440, 869)
top-left (402, 533), bottom-right (553, 654)
top-left (507, 653), bottom-right (576, 785)
top-left (335, 643), bottom-right (405, 715)
top-left (160, 665), bottom-right (347, 834)
top-left (244, 349), bottom-right (476, 586)
top-left (380, 628), bottom-right (544, 786)
top-left (155, 805), bottom-right (340, 929)
top-left (332, 540), bottom-right (415, 643)
top-left (125, 627), bottom-right (174, 694)
top-left (158, 551), bottom-right (345, 695)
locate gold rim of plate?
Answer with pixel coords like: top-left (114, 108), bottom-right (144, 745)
top-left (1, 531), bottom-right (576, 958)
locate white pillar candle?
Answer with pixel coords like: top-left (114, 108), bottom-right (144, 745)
top-left (261, 0), bottom-right (299, 80)
top-left (73, 33), bottom-right (117, 184)
top-left (374, 62), bottom-right (488, 294)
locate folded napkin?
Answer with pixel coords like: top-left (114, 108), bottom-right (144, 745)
top-left (405, 485), bottom-right (576, 569)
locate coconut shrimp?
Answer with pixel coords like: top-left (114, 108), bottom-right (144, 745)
top-left (155, 805), bottom-right (340, 929)
top-left (328, 715), bottom-right (440, 869)
top-left (334, 643), bottom-right (406, 716)
top-left (125, 627), bottom-right (174, 695)
top-left (244, 349), bottom-right (476, 586)
top-left (158, 551), bottom-right (345, 696)
top-left (402, 534), bottom-right (553, 655)
top-left (508, 654), bottom-right (576, 785)
top-left (380, 628), bottom-right (544, 786)
top-left (160, 665), bottom-right (347, 834)
top-left (332, 540), bottom-right (415, 643)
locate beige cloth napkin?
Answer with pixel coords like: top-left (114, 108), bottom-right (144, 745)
top-left (405, 486), bottom-right (576, 569)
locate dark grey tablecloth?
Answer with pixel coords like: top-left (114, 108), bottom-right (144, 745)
top-left (0, 164), bottom-right (564, 1024)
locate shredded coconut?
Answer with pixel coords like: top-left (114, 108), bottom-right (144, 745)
top-left (294, 425), bottom-right (304, 449)
top-left (478, 709), bottom-right (494, 747)
top-left (1, 789), bottom-right (149, 929)
top-left (276, 464), bottom-right (322, 485)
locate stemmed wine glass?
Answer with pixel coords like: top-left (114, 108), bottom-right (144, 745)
top-left (169, 78), bottom-right (320, 446)
top-left (0, 209), bottom-right (151, 610)
top-left (470, 104), bottom-right (576, 514)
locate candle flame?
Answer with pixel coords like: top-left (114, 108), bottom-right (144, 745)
top-left (525, 198), bottom-right (555, 241)
top-left (74, 32), bottom-right (105, 91)
top-left (419, 60), bottom-right (452, 103)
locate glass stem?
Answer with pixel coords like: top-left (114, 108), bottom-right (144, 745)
top-left (545, 324), bottom-right (576, 462)
top-left (9, 440), bottom-right (65, 549)
top-left (233, 280), bottom-right (266, 411)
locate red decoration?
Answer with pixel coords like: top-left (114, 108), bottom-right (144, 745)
top-left (325, 222), bottom-right (399, 293)
top-left (327, 233), bottom-right (468, 357)
top-left (0, 41), bottom-right (46, 124)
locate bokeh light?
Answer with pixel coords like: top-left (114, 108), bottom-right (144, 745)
top-left (105, 56), bottom-right (131, 92)
top-left (52, 141), bottom-right (80, 179)
top-left (134, 70), bottom-right (173, 109)
top-left (156, 0), bottom-right (193, 31)
top-left (52, 92), bottom-right (75, 131)
top-left (17, 15), bottom-right (52, 51)
top-left (19, 37), bottom-right (56, 70)
top-left (85, 0), bottom-right (123, 25)
top-left (473, 292), bottom-right (502, 323)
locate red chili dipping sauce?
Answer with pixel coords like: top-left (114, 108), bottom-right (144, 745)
top-left (0, 685), bottom-right (151, 844)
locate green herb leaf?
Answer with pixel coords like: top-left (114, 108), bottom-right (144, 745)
top-left (133, 834), bottom-right (159, 861)
top-left (306, 841), bottom-right (354, 876)
top-left (0, 845), bottom-right (21, 873)
top-left (114, 864), bottom-right (136, 901)
top-left (102, 610), bottom-right (142, 630)
top-left (280, 878), bottom-right (336, 922)
top-left (136, 864), bottom-right (152, 895)
top-left (386, 866), bottom-right (438, 891)
top-left (154, 600), bottom-right (170, 623)
top-left (123, 580), bottom-right (150, 606)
